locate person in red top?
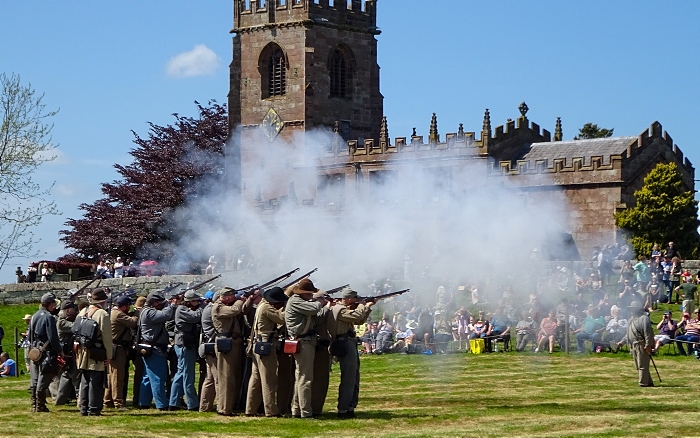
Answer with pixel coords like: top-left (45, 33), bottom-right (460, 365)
top-left (536, 312), bottom-right (558, 353)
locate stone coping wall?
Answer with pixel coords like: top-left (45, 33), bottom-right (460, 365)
top-left (0, 272), bottom-right (252, 305)
top-left (4, 260), bottom-right (700, 305)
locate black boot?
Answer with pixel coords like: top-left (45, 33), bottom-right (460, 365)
top-left (36, 392), bottom-right (50, 413)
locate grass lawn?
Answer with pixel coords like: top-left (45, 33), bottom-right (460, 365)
top-left (1, 302), bottom-right (697, 437)
top-left (1, 349), bottom-right (698, 438)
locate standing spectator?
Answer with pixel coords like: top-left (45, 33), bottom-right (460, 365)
top-left (618, 260), bottom-right (634, 285)
top-left (669, 257), bottom-right (683, 304)
top-left (663, 241), bottom-right (681, 260)
top-left (675, 277), bottom-right (697, 315)
top-left (205, 255), bottom-right (217, 275)
top-left (650, 244), bottom-right (662, 259)
top-left (27, 262), bottom-right (38, 283)
top-left (633, 256), bottom-right (651, 291)
top-left (597, 246), bottom-right (613, 284)
top-left (20, 314), bottom-right (32, 373)
top-left (113, 257), bottom-right (125, 278)
top-left (660, 256), bottom-right (673, 303)
top-left (40, 265), bottom-right (51, 282)
top-left (0, 323), bottom-right (4, 354)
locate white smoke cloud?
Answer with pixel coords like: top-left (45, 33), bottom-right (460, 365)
top-left (167, 126), bottom-right (574, 311)
top-left (166, 44), bottom-right (220, 78)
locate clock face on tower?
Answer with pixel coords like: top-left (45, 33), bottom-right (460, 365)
top-left (260, 108), bottom-right (284, 142)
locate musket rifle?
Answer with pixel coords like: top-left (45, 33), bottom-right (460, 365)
top-left (326, 284), bottom-right (350, 294)
top-left (65, 277), bottom-right (101, 303)
top-left (358, 289), bottom-right (410, 302)
top-left (258, 268), bottom-right (300, 290)
top-left (180, 274), bottom-right (222, 295)
top-left (281, 268), bottom-right (318, 289)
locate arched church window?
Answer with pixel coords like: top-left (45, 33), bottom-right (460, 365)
top-left (329, 48), bottom-right (353, 98)
top-left (260, 43), bottom-right (286, 99)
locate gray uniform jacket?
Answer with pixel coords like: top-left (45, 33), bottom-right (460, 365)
top-left (174, 305), bottom-right (203, 347)
top-left (139, 304), bottom-right (176, 347)
top-left (284, 295), bottom-right (321, 338)
top-left (201, 303), bottom-right (215, 342)
top-left (31, 309), bottom-right (62, 355)
top-left (621, 313), bottom-right (654, 348)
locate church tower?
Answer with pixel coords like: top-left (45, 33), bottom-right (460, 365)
top-left (229, 0), bottom-right (382, 141)
top-left (228, 0), bottom-right (383, 207)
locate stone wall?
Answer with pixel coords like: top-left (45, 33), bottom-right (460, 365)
top-left (0, 272), bottom-right (256, 305)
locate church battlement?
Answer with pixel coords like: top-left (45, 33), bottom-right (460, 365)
top-left (319, 113), bottom-right (486, 159)
top-left (494, 121), bottom-right (694, 179)
top-left (233, 0), bottom-right (378, 33)
top-left (492, 116), bottom-right (551, 143)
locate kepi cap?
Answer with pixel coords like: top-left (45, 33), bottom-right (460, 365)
top-left (115, 295), bottom-right (133, 306)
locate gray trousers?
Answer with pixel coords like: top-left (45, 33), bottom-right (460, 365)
top-left (79, 369), bottom-right (106, 415)
top-left (30, 360), bottom-right (56, 400)
top-left (337, 337), bottom-right (360, 413)
top-left (53, 357), bottom-right (80, 405)
top-left (291, 337), bottom-right (316, 418)
top-left (632, 343), bottom-right (653, 386)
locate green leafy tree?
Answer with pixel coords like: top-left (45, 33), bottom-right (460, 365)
top-left (574, 123), bottom-right (614, 140)
top-left (615, 162), bottom-right (700, 258)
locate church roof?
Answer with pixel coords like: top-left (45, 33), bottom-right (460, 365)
top-left (521, 136), bottom-right (637, 164)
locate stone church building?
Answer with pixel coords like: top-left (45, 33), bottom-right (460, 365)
top-left (226, 0), bottom-right (694, 260)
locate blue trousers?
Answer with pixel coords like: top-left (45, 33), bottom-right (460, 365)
top-left (139, 353), bottom-right (168, 409)
top-left (169, 345), bottom-right (199, 410)
top-left (576, 332), bottom-right (602, 353)
top-left (675, 334), bottom-right (700, 356)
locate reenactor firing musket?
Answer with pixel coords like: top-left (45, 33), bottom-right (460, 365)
top-left (65, 277), bottom-right (101, 303)
top-left (281, 268), bottom-right (318, 289)
top-left (326, 284), bottom-right (350, 295)
top-left (358, 288), bottom-right (410, 302)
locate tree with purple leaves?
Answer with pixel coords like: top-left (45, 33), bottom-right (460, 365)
top-left (60, 101), bottom-right (227, 264)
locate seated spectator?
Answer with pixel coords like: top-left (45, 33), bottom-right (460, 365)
top-left (360, 321), bottom-right (378, 354)
top-left (375, 314), bottom-right (395, 353)
top-left (575, 307), bottom-right (606, 353)
top-left (416, 308), bottom-right (434, 348)
top-left (0, 352), bottom-right (16, 377)
top-left (602, 307), bottom-right (627, 352)
top-left (536, 311), bottom-right (558, 353)
top-left (482, 308), bottom-right (511, 352)
top-left (653, 310), bottom-right (677, 352)
top-left (676, 310), bottom-right (700, 356)
top-left (433, 312), bottom-right (452, 353)
top-left (515, 314), bottom-right (536, 352)
top-left (470, 313), bottom-right (488, 340)
top-left (393, 312), bottom-right (407, 332)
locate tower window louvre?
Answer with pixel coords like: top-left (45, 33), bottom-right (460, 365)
top-left (329, 49), bottom-right (350, 98)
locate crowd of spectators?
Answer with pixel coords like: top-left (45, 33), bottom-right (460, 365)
top-left (355, 241), bottom-right (700, 358)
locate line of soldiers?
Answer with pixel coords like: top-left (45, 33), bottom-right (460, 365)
top-left (28, 278), bottom-right (376, 418)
